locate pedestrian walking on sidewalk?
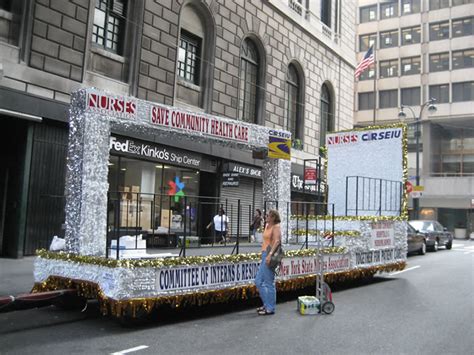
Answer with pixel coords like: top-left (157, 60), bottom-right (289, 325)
top-left (206, 207), bottom-right (229, 244)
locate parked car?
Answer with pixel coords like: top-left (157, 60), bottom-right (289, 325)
top-left (407, 223), bottom-right (426, 255)
top-left (408, 220), bottom-right (453, 251)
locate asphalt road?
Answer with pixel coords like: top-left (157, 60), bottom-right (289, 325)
top-left (0, 241), bottom-right (473, 355)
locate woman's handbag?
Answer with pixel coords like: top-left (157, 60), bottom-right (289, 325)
top-left (268, 244), bottom-right (284, 270)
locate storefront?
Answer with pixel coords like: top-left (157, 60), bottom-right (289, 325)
top-left (0, 88), bottom-right (69, 257)
top-left (107, 135), bottom-right (219, 241)
top-left (107, 136), bottom-right (265, 244)
top-left (290, 164), bottom-right (324, 214)
top-left (220, 162), bottom-right (263, 239)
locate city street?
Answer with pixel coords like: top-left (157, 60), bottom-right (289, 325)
top-left (0, 241), bottom-right (473, 355)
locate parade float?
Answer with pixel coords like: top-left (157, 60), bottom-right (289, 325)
top-left (31, 88), bottom-right (407, 319)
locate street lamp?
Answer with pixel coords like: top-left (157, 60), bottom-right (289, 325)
top-left (398, 98), bottom-right (437, 219)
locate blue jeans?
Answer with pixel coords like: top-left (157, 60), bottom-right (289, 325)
top-left (255, 251), bottom-right (276, 312)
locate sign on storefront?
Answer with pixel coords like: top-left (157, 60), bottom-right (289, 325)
top-left (268, 130), bottom-right (291, 160)
top-left (109, 136), bottom-right (202, 169)
top-left (304, 168), bottom-right (317, 185)
top-left (224, 162), bottom-right (262, 179)
top-left (222, 172), bottom-right (240, 187)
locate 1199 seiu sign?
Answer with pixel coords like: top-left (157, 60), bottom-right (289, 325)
top-left (109, 136), bottom-right (201, 168)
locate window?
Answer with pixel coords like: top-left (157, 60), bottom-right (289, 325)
top-left (453, 0), bottom-right (474, 5)
top-left (320, 84), bottom-right (333, 147)
top-left (360, 5), bottom-right (377, 23)
top-left (178, 31), bottom-right (201, 85)
top-left (92, 0), bottom-right (127, 55)
top-left (430, 84), bottom-right (450, 103)
top-left (177, 4), bottom-right (215, 111)
top-left (108, 156), bottom-right (201, 234)
top-left (452, 17), bottom-right (473, 38)
top-left (452, 49), bottom-right (474, 70)
top-left (359, 33), bottom-right (377, 52)
top-left (433, 124), bottom-right (474, 176)
top-left (286, 64), bottom-right (304, 147)
top-left (402, 0), bottom-right (420, 15)
top-left (358, 92), bottom-right (374, 110)
top-left (380, 29), bottom-right (398, 48)
top-left (401, 26), bottom-right (421, 45)
top-left (453, 81), bottom-right (474, 102)
top-left (289, 0), bottom-right (309, 18)
top-left (379, 89), bottom-right (397, 108)
top-left (401, 87), bottom-right (420, 106)
top-left (0, 0), bottom-right (11, 10)
top-left (321, 0), bottom-right (332, 27)
top-left (429, 52), bottom-right (449, 72)
top-left (381, 1), bottom-right (398, 19)
top-left (359, 68), bottom-right (375, 81)
top-left (401, 56), bottom-right (421, 75)
top-left (429, 0), bottom-right (450, 10)
top-left (380, 59), bottom-right (398, 78)
top-left (239, 38), bottom-right (260, 123)
top-left (429, 21), bottom-right (450, 41)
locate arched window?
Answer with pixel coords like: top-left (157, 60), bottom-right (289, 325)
top-left (320, 84), bottom-right (334, 147)
top-left (239, 38), bottom-right (260, 123)
top-left (176, 2), bottom-right (215, 111)
top-left (286, 63), bottom-right (304, 149)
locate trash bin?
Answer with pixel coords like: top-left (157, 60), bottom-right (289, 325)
top-left (454, 228), bottom-right (466, 239)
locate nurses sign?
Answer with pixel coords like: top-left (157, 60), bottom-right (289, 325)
top-left (326, 125), bottom-right (406, 216)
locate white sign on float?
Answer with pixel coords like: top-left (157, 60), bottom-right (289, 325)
top-left (370, 221), bottom-right (395, 249)
top-left (326, 126), bottom-right (405, 216)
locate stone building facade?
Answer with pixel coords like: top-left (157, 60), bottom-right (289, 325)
top-left (0, 0), bottom-right (355, 256)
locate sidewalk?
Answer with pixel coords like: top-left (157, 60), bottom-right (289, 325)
top-left (0, 257), bottom-right (36, 296)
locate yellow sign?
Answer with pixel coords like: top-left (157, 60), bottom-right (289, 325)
top-left (413, 185), bottom-right (424, 192)
top-left (268, 135), bottom-right (291, 160)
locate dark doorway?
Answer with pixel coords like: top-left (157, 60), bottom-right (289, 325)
top-left (198, 171), bottom-right (218, 244)
top-left (0, 116), bottom-right (28, 257)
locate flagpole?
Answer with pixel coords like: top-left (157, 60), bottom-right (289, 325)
top-left (372, 45), bottom-right (377, 124)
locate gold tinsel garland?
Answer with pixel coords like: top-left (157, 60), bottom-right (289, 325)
top-left (291, 229), bottom-right (360, 237)
top-left (32, 261), bottom-right (406, 318)
top-left (36, 247), bottom-right (347, 268)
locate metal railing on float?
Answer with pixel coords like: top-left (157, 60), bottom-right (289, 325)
top-left (106, 192), bottom-right (257, 259)
top-left (345, 176), bottom-right (403, 217)
top-left (106, 194), bottom-right (336, 259)
top-left (264, 200), bottom-right (335, 249)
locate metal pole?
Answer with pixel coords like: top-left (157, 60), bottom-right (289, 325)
top-left (379, 178), bottom-right (383, 216)
top-left (286, 201), bottom-right (289, 244)
top-left (331, 204), bottom-right (335, 247)
top-left (303, 159), bottom-right (306, 202)
top-left (237, 199), bottom-right (240, 254)
top-left (345, 176), bottom-right (349, 216)
top-left (183, 196), bottom-right (187, 257)
top-left (305, 203), bottom-right (309, 249)
top-left (415, 117), bottom-right (420, 219)
top-left (355, 176), bottom-right (359, 216)
top-left (248, 204), bottom-right (252, 243)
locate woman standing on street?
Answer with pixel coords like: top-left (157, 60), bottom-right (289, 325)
top-left (255, 209), bottom-right (281, 315)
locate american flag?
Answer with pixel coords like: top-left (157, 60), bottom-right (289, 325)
top-left (355, 46), bottom-right (375, 79)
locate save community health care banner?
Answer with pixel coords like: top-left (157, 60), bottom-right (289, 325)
top-left (326, 126), bottom-right (405, 216)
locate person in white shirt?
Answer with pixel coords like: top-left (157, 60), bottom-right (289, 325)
top-left (206, 208), bottom-right (229, 244)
